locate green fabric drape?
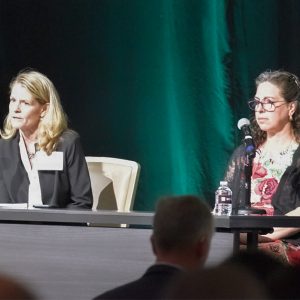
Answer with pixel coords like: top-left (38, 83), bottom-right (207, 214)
top-left (0, 0), bottom-right (297, 210)
top-left (83, 0), bottom-right (233, 210)
top-left (133, 0), bottom-right (233, 210)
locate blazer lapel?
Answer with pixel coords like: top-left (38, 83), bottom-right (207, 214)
top-left (1, 133), bottom-right (29, 203)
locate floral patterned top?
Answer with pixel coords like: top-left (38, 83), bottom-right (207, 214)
top-left (224, 143), bottom-right (300, 245)
top-left (251, 141), bottom-right (299, 215)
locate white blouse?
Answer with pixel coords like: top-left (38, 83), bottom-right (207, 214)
top-left (19, 133), bottom-right (43, 208)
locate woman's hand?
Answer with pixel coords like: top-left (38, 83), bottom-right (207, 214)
top-left (240, 208), bottom-right (300, 244)
top-left (240, 233), bottom-right (275, 244)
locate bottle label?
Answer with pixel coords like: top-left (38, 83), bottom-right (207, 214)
top-left (218, 196), bottom-right (232, 204)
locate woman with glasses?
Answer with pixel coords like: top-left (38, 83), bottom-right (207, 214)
top-left (225, 70), bottom-right (300, 265)
top-left (0, 69), bottom-right (92, 209)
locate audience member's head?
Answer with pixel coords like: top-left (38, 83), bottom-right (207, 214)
top-left (163, 264), bottom-right (269, 299)
top-left (221, 249), bottom-right (293, 299)
top-left (93, 195), bottom-right (214, 300)
top-left (151, 195), bottom-right (214, 270)
top-left (0, 273), bottom-right (35, 300)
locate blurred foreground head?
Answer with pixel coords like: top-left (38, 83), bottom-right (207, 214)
top-left (164, 264), bottom-right (268, 299)
top-left (151, 195), bottom-right (214, 270)
top-left (0, 273), bottom-right (35, 300)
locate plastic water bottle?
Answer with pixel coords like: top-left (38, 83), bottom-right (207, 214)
top-left (213, 181), bottom-right (232, 216)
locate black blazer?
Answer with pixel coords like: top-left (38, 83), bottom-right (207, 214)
top-left (93, 264), bottom-right (182, 300)
top-left (0, 130), bottom-right (92, 209)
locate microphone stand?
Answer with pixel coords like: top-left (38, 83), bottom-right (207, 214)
top-left (237, 151), bottom-right (266, 215)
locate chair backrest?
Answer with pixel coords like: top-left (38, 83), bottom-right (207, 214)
top-left (85, 157), bottom-right (141, 212)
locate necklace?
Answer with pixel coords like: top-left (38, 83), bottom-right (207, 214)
top-left (279, 143), bottom-right (293, 155)
top-left (257, 139), bottom-right (298, 165)
top-left (24, 142), bottom-right (38, 160)
top-left (27, 152), bottom-right (36, 160)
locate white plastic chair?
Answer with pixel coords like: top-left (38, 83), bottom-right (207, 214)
top-left (85, 157), bottom-right (141, 213)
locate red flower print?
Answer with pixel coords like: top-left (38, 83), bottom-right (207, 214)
top-left (252, 162), bottom-right (268, 179)
top-left (254, 178), bottom-right (278, 203)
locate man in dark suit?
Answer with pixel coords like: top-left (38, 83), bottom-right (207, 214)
top-left (93, 195), bottom-right (214, 300)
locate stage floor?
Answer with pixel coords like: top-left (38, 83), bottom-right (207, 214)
top-left (0, 223), bottom-right (233, 300)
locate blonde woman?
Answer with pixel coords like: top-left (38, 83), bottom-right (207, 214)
top-left (0, 69), bottom-right (92, 209)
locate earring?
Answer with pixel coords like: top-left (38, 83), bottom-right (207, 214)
top-left (290, 114), bottom-right (293, 121)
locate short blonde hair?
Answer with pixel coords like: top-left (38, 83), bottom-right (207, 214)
top-left (1, 69), bottom-right (68, 154)
top-left (153, 195), bottom-right (214, 252)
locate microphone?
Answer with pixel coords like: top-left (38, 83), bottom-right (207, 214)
top-left (236, 118), bottom-right (266, 215)
top-left (237, 118), bottom-right (256, 158)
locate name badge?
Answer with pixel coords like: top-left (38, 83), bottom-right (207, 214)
top-left (35, 151), bottom-right (64, 171)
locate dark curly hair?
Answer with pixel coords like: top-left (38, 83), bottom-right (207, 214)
top-left (250, 70), bottom-right (300, 147)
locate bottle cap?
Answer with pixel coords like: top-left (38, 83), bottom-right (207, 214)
top-left (220, 181), bottom-right (228, 185)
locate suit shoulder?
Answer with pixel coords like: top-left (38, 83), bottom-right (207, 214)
top-left (61, 129), bottom-right (80, 139)
top-left (59, 129), bottom-right (81, 144)
top-left (93, 279), bottom-right (142, 299)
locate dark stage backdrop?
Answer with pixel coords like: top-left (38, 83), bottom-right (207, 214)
top-left (1, 0), bottom-right (300, 211)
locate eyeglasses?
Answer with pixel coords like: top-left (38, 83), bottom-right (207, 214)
top-left (248, 97), bottom-right (287, 112)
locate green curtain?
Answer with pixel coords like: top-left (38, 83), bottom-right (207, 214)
top-left (83, 0), bottom-right (280, 210)
top-left (0, 0), bottom-right (297, 211)
top-left (82, 0), bottom-right (234, 210)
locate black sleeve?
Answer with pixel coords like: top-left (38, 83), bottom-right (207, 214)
top-left (272, 146), bottom-right (300, 215)
top-left (64, 132), bottom-right (93, 209)
top-left (224, 145), bottom-right (246, 211)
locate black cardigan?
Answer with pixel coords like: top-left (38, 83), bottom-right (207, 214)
top-left (0, 130), bottom-right (92, 209)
